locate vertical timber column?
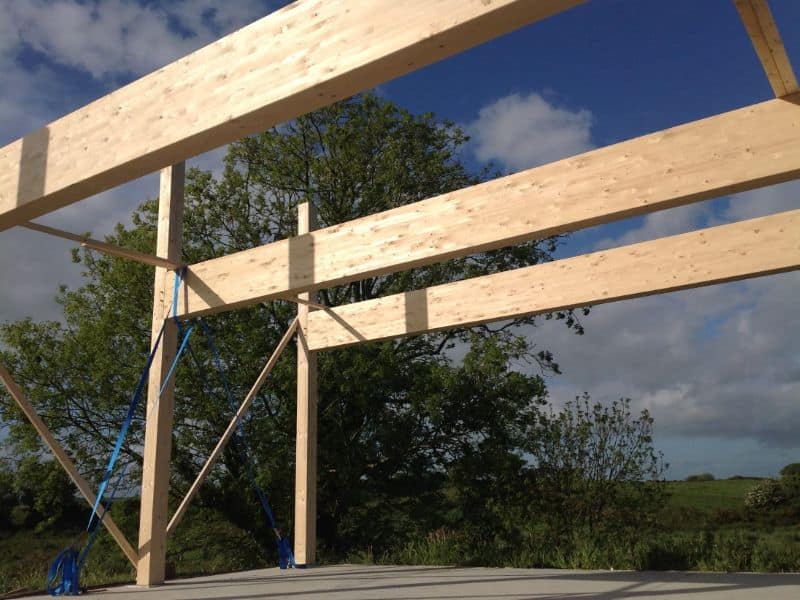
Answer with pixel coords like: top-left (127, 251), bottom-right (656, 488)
top-left (137, 163), bottom-right (184, 586)
top-left (294, 201), bottom-right (318, 565)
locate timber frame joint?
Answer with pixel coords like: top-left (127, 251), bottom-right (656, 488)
top-left (1, 0), bottom-right (798, 587)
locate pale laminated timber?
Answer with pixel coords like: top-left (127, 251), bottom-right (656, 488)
top-left (175, 95), bottom-right (800, 318)
top-left (294, 202), bottom-right (319, 565)
top-left (305, 209), bottom-right (800, 350)
top-left (21, 221), bottom-right (177, 269)
top-left (137, 164), bottom-right (184, 586)
top-left (0, 0), bottom-right (584, 231)
top-left (735, 0), bottom-right (799, 97)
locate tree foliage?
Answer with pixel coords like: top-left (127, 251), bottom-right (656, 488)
top-left (525, 395), bottom-right (667, 542)
top-left (1, 94), bottom-right (590, 557)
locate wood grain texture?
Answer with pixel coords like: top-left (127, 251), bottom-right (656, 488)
top-left (0, 0), bottom-right (584, 231)
top-left (294, 202), bottom-right (318, 565)
top-left (177, 95), bottom-right (800, 318)
top-left (735, 0), bottom-right (799, 96)
top-left (306, 210), bottom-right (800, 350)
top-left (21, 221), bottom-right (177, 268)
top-left (137, 164), bottom-right (184, 586)
top-left (0, 362), bottom-right (138, 567)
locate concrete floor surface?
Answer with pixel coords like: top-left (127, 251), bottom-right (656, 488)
top-left (24, 564), bottom-right (800, 599)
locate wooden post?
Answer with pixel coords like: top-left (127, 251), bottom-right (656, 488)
top-left (294, 202), bottom-right (318, 565)
top-left (136, 163), bottom-right (184, 586)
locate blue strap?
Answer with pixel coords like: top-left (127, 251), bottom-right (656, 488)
top-left (159, 321), bottom-right (194, 397)
top-left (197, 318), bottom-right (280, 531)
top-left (172, 267), bottom-right (184, 325)
top-left (56, 267), bottom-right (195, 591)
top-left (47, 547), bottom-right (79, 596)
top-left (87, 268), bottom-right (191, 530)
top-left (87, 320), bottom-right (166, 529)
top-left (79, 465), bottom-right (128, 568)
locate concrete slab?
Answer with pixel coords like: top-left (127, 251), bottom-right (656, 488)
top-left (26, 564), bottom-right (800, 599)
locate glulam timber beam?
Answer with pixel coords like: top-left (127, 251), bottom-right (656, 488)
top-left (20, 221), bottom-right (177, 269)
top-left (0, 0), bottom-right (585, 231)
top-left (176, 95), bottom-right (800, 318)
top-left (735, 0), bottom-right (799, 97)
top-left (305, 210), bottom-right (800, 350)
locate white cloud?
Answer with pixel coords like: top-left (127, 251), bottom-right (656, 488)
top-left (722, 180), bottom-right (800, 223)
top-left (593, 202), bottom-right (713, 251)
top-left (532, 271), bottom-right (800, 449)
top-left (467, 92), bottom-right (593, 172)
top-left (2, 0), bottom-right (272, 81)
top-left (589, 179), bottom-right (800, 253)
top-left (0, 1), bottom-right (255, 324)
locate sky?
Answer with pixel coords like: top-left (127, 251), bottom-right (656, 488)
top-left (1, 0), bottom-right (799, 479)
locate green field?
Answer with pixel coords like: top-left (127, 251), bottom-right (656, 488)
top-left (666, 478), bottom-right (760, 513)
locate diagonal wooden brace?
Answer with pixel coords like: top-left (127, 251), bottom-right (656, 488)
top-left (0, 361), bottom-right (138, 567)
top-left (165, 318), bottom-right (299, 536)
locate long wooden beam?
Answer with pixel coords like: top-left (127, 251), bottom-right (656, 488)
top-left (165, 318), bottom-right (298, 537)
top-left (20, 221), bottom-right (177, 269)
top-left (735, 0), bottom-right (799, 97)
top-left (0, 362), bottom-right (138, 567)
top-left (0, 0), bottom-right (584, 231)
top-left (305, 210), bottom-right (800, 350)
top-left (177, 95), bottom-right (800, 318)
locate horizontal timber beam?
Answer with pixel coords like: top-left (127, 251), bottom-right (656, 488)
top-left (735, 0), bottom-right (798, 97)
top-left (0, 0), bottom-right (584, 231)
top-left (306, 210), bottom-right (800, 350)
top-left (177, 95), bottom-right (800, 318)
top-left (0, 361), bottom-right (138, 567)
top-left (21, 221), bottom-right (177, 269)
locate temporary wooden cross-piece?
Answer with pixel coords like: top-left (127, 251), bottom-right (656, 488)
top-left (0, 0), bottom-right (797, 587)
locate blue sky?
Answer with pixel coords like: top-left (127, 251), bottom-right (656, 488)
top-left (1, 0), bottom-right (799, 479)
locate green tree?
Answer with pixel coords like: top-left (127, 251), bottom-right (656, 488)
top-left (0, 94), bottom-right (586, 558)
top-left (779, 463), bottom-right (800, 501)
top-left (525, 395), bottom-right (667, 544)
top-left (0, 461), bottom-right (15, 530)
top-left (12, 457), bottom-right (78, 531)
top-left (686, 473), bottom-right (715, 482)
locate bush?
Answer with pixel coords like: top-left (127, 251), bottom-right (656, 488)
top-left (779, 463), bottom-right (800, 501)
top-left (13, 457), bottom-right (77, 531)
top-left (779, 463), bottom-right (800, 480)
top-left (526, 396), bottom-right (667, 542)
top-left (744, 479), bottom-right (784, 510)
top-left (686, 473), bottom-right (715, 482)
top-left (9, 505), bottom-right (30, 529)
top-left (711, 507), bottom-right (743, 526)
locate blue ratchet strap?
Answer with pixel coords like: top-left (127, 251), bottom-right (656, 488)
top-left (53, 267), bottom-right (196, 595)
top-left (197, 318), bottom-right (295, 568)
top-left (164, 267), bottom-right (195, 394)
top-left (78, 464), bottom-right (128, 568)
top-left (46, 547), bottom-right (79, 596)
top-left (87, 320), bottom-right (166, 529)
top-left (87, 268), bottom-right (192, 530)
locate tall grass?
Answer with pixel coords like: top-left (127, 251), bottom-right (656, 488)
top-left (364, 526), bottom-right (800, 573)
